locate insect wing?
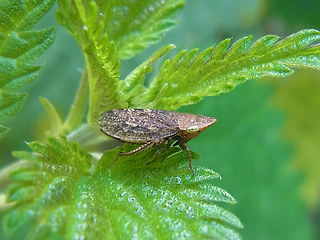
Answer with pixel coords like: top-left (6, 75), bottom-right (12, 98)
top-left (98, 109), bottom-right (179, 143)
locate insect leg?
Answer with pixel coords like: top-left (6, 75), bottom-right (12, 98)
top-left (147, 139), bottom-right (174, 165)
top-left (108, 141), bottom-right (154, 168)
top-left (178, 143), bottom-right (195, 176)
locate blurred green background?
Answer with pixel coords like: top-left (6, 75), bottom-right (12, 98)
top-left (1, 0), bottom-right (320, 239)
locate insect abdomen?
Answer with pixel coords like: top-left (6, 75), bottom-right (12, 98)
top-left (98, 109), bottom-right (179, 143)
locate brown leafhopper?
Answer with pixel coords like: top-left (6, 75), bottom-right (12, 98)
top-left (98, 109), bottom-right (217, 175)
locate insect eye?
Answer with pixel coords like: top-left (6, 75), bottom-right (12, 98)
top-left (186, 125), bottom-right (200, 133)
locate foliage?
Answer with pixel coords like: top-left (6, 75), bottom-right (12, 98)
top-left (56, 0), bottom-right (320, 127)
top-left (123, 30), bottom-right (320, 110)
top-left (1, 0), bottom-right (320, 239)
top-left (4, 137), bottom-right (242, 239)
top-left (0, 0), bottom-right (55, 140)
top-left (183, 81), bottom-right (313, 240)
top-left (56, 0), bottom-right (184, 125)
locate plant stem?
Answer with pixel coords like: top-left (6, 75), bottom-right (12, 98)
top-left (64, 66), bottom-right (89, 132)
top-left (0, 160), bottom-right (29, 191)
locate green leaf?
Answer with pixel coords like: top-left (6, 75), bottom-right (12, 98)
top-left (122, 29), bottom-right (320, 110)
top-left (0, 0), bottom-right (55, 140)
top-left (5, 137), bottom-right (91, 238)
top-left (119, 44), bottom-right (176, 104)
top-left (56, 0), bottom-right (184, 125)
top-left (183, 81), bottom-right (313, 239)
top-left (39, 97), bottom-right (63, 137)
top-left (0, 91), bottom-right (27, 122)
top-left (96, 0), bottom-right (184, 59)
top-left (56, 0), bottom-right (127, 125)
top-left (5, 138), bottom-right (242, 239)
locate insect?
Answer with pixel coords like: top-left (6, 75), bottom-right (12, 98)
top-left (98, 109), bottom-right (217, 175)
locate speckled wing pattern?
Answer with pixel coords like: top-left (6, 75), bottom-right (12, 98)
top-left (98, 109), bottom-right (179, 143)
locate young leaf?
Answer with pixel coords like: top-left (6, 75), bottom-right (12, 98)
top-left (56, 0), bottom-right (185, 125)
top-left (119, 44), bottom-right (176, 103)
top-left (56, 0), bottom-right (127, 125)
top-left (121, 29), bottom-right (320, 110)
top-left (39, 97), bottom-right (63, 137)
top-left (5, 138), bottom-right (242, 239)
top-left (0, 91), bottom-right (27, 122)
top-left (96, 0), bottom-right (184, 59)
top-left (0, 0), bottom-right (55, 139)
